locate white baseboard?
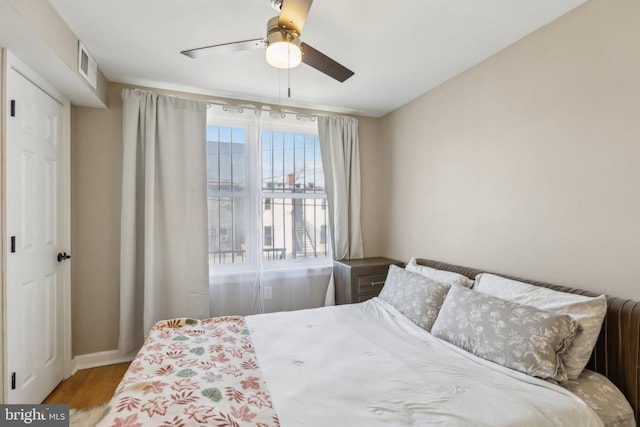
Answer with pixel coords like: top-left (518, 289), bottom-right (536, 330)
top-left (70, 349), bottom-right (137, 376)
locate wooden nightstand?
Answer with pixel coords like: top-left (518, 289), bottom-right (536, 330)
top-left (333, 257), bottom-right (404, 305)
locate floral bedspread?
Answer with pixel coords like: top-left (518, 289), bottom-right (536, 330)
top-left (96, 317), bottom-right (280, 427)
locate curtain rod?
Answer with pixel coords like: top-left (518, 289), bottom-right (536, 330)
top-left (206, 102), bottom-right (317, 122)
top-left (125, 89), bottom-right (320, 121)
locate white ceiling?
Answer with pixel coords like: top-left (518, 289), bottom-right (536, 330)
top-left (48, 0), bottom-right (585, 117)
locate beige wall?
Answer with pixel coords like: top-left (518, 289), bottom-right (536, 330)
top-left (5, 0), bottom-right (108, 106)
top-left (379, 0), bottom-right (640, 300)
top-left (71, 83), bottom-right (382, 355)
top-left (71, 86), bottom-right (123, 355)
top-left (358, 115), bottom-right (383, 257)
top-left (8, 0), bottom-right (77, 71)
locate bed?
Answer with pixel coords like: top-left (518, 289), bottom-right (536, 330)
top-left (96, 258), bottom-right (640, 426)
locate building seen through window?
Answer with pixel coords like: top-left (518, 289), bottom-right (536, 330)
top-left (207, 123), bottom-right (329, 266)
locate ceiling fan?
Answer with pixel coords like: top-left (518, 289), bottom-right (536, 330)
top-left (180, 0), bottom-right (354, 83)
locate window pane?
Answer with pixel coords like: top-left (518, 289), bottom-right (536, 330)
top-left (305, 135), bottom-right (325, 193)
top-left (262, 197), bottom-right (328, 261)
top-left (207, 124), bottom-right (245, 191)
top-left (208, 196), bottom-right (246, 264)
top-left (262, 132), bottom-right (273, 191)
top-left (284, 133), bottom-right (294, 190)
top-left (261, 130), bottom-right (324, 195)
top-left (263, 225), bottom-right (273, 247)
top-left (295, 134), bottom-right (305, 190)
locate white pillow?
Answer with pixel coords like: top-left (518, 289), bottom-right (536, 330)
top-left (405, 258), bottom-right (474, 288)
top-left (474, 273), bottom-right (607, 380)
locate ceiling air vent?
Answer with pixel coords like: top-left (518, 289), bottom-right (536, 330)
top-left (78, 41), bottom-right (97, 90)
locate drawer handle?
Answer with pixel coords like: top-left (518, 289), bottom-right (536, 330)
top-left (370, 281), bottom-right (385, 287)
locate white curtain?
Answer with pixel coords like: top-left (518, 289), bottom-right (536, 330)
top-left (209, 265), bottom-right (333, 317)
top-left (119, 89), bottom-right (210, 354)
top-left (206, 106), bottom-right (332, 317)
top-left (317, 116), bottom-right (364, 305)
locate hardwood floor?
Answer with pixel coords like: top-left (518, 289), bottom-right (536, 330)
top-left (42, 362), bottom-right (130, 410)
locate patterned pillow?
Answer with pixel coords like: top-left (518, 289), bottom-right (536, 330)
top-left (379, 265), bottom-right (451, 332)
top-left (431, 286), bottom-right (577, 382)
top-left (474, 273), bottom-right (607, 380)
top-left (405, 258), bottom-right (474, 288)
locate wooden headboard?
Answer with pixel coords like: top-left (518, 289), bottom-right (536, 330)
top-left (415, 258), bottom-right (640, 424)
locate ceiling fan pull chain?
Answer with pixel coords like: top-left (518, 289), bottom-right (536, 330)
top-left (278, 68), bottom-right (282, 111)
top-left (288, 41), bottom-right (292, 98)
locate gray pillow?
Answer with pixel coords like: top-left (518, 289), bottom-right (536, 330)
top-left (431, 286), bottom-right (577, 382)
top-left (379, 265), bottom-right (451, 332)
top-left (474, 273), bottom-right (607, 380)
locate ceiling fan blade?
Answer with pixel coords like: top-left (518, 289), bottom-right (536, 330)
top-left (301, 43), bottom-right (354, 82)
top-left (278, 0), bottom-right (313, 35)
top-left (181, 38), bottom-right (265, 59)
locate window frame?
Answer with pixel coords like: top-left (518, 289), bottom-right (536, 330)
top-left (207, 109), bottom-right (331, 275)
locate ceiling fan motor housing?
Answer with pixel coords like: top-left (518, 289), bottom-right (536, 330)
top-left (266, 15), bottom-right (296, 36)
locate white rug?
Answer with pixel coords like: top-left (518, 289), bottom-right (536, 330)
top-left (70, 403), bottom-right (109, 427)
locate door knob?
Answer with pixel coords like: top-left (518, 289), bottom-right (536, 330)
top-left (57, 252), bottom-right (71, 262)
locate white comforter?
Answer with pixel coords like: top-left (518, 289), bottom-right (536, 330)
top-left (246, 297), bottom-right (603, 427)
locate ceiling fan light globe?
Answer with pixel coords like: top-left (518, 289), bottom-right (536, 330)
top-left (265, 29), bottom-right (302, 69)
top-left (266, 42), bottom-right (302, 69)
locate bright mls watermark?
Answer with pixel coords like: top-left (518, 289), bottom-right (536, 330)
top-left (1, 405), bottom-right (69, 426)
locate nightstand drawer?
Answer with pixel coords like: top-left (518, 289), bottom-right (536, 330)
top-left (333, 257), bottom-right (403, 305)
top-left (357, 273), bottom-right (387, 295)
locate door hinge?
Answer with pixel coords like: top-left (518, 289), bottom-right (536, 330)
top-left (10, 236), bottom-right (16, 253)
top-left (10, 100), bottom-right (16, 117)
top-left (11, 372), bottom-right (16, 390)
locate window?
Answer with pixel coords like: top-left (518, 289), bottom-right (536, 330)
top-left (207, 125), bottom-right (247, 264)
top-left (261, 129), bottom-right (329, 262)
top-left (207, 110), bottom-right (329, 270)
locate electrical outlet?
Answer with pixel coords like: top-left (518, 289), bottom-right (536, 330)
top-left (263, 286), bottom-right (272, 300)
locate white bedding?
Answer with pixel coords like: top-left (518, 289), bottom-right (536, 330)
top-left (246, 297), bottom-right (604, 427)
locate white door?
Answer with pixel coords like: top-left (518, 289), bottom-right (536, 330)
top-left (5, 65), bottom-right (68, 403)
